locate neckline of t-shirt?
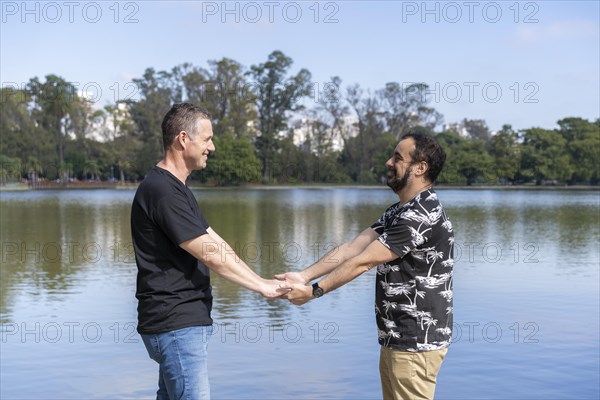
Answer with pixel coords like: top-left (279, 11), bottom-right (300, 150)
top-left (153, 165), bottom-right (188, 188)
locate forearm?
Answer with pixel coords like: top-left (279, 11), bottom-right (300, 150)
top-left (217, 239), bottom-right (261, 278)
top-left (181, 235), bottom-right (265, 293)
top-left (318, 257), bottom-right (374, 294)
top-left (207, 255), bottom-right (264, 292)
top-left (302, 228), bottom-right (380, 282)
top-left (284, 239), bottom-right (397, 305)
top-left (302, 242), bottom-right (355, 282)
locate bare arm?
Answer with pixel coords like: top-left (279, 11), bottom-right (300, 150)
top-left (180, 228), bottom-right (284, 298)
top-left (276, 228), bottom-right (380, 284)
top-left (282, 240), bottom-right (399, 305)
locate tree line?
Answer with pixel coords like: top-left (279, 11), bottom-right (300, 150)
top-left (1, 50), bottom-right (599, 186)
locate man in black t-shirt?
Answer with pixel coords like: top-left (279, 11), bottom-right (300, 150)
top-left (131, 103), bottom-right (285, 400)
top-left (279, 132), bottom-right (453, 400)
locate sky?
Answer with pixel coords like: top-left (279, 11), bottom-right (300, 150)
top-left (1, 0), bottom-right (599, 132)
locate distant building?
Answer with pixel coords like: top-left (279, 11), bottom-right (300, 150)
top-left (78, 99), bottom-right (131, 143)
top-left (286, 115), bottom-right (358, 153)
top-left (443, 122), bottom-right (469, 138)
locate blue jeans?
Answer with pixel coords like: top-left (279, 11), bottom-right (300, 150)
top-left (141, 325), bottom-right (213, 400)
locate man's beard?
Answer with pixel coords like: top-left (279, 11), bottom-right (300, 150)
top-left (386, 166), bottom-right (412, 193)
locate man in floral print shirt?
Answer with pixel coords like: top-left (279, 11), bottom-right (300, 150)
top-left (372, 189), bottom-right (453, 353)
top-left (280, 132), bottom-right (453, 400)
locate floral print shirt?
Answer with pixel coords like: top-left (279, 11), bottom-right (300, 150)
top-left (371, 189), bottom-right (454, 352)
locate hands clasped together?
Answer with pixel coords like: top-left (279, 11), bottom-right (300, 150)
top-left (258, 271), bottom-right (315, 305)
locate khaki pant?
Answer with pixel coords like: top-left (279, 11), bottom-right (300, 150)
top-left (379, 346), bottom-right (448, 400)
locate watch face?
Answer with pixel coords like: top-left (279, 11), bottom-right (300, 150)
top-left (313, 284), bottom-right (324, 298)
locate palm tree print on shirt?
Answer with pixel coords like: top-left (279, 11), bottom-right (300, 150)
top-left (371, 189), bottom-right (454, 352)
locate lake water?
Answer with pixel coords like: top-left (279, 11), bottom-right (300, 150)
top-left (1, 188), bottom-right (599, 399)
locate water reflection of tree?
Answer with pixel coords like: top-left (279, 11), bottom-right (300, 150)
top-left (201, 189), bottom-right (387, 318)
top-left (446, 191), bottom-right (599, 277)
top-left (5, 189), bottom-right (595, 327)
top-left (0, 193), bottom-right (133, 321)
top-left (531, 199), bottom-right (599, 273)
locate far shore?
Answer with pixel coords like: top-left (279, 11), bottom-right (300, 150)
top-left (1, 182), bottom-right (598, 192)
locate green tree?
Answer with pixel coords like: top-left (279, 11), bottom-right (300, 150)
top-left (436, 131), bottom-right (469, 184)
top-left (309, 76), bottom-right (352, 183)
top-left (101, 103), bottom-right (138, 182)
top-left (318, 76), bottom-right (352, 146)
top-left (372, 131), bottom-right (401, 182)
top-left (0, 154), bottom-right (21, 184)
top-left (28, 75), bottom-right (79, 180)
top-left (0, 87), bottom-right (37, 174)
top-left (456, 140), bottom-right (493, 185)
top-left (128, 68), bottom-right (174, 175)
top-left (556, 117), bottom-right (600, 184)
top-left (343, 84), bottom-right (385, 183)
top-left (70, 97), bottom-right (105, 177)
top-left (298, 103), bottom-right (338, 159)
top-left (463, 118), bottom-right (491, 142)
top-left (183, 58), bottom-right (257, 139)
top-left (248, 50), bottom-right (313, 182)
top-left (488, 124), bottom-right (520, 183)
top-left (199, 133), bottom-right (261, 185)
top-left (520, 128), bottom-right (573, 184)
top-left (379, 82), bottom-right (443, 138)
top-left (276, 133), bottom-right (308, 183)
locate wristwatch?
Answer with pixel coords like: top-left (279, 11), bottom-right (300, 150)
top-left (312, 282), bottom-right (324, 298)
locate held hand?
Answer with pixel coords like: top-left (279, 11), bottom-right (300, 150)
top-left (259, 279), bottom-right (291, 299)
top-left (274, 271), bottom-right (307, 285)
top-left (278, 281), bottom-right (313, 305)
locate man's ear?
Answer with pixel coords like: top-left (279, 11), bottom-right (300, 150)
top-left (414, 161), bottom-right (429, 177)
top-left (175, 131), bottom-right (187, 149)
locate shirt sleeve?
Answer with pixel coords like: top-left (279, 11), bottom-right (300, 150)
top-left (153, 191), bottom-right (209, 246)
top-left (377, 217), bottom-right (430, 259)
top-left (370, 216), bottom-right (384, 235)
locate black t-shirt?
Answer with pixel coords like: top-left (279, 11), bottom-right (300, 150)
top-left (131, 166), bottom-right (213, 334)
